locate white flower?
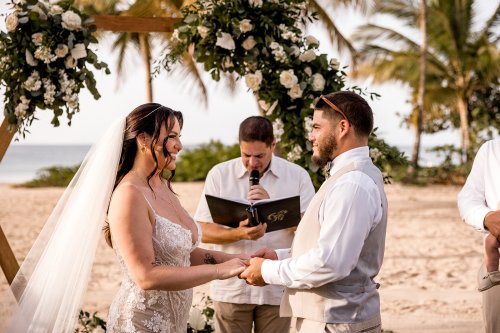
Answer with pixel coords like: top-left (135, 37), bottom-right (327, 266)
top-left (330, 58), bottom-right (340, 69)
top-left (305, 35), bottom-right (320, 47)
top-left (31, 5), bottom-right (47, 20)
top-left (249, 0), bottom-right (263, 7)
top-left (304, 117), bottom-right (313, 136)
top-left (287, 144), bottom-right (303, 162)
top-left (31, 33), bottom-right (44, 46)
top-left (92, 327), bottom-right (105, 333)
top-left (279, 69), bottom-right (298, 89)
top-left (239, 19), bottom-right (253, 33)
top-left (287, 84), bottom-right (303, 100)
top-left (223, 56), bottom-right (234, 69)
top-left (61, 10), bottom-right (82, 30)
top-left (15, 96), bottom-right (30, 119)
top-left (13, 0), bottom-right (26, 4)
top-left (242, 36), bottom-right (257, 50)
top-left (311, 73), bottom-right (325, 91)
top-left (299, 50), bottom-right (316, 62)
top-left (55, 44), bottom-right (69, 58)
top-left (25, 49), bottom-right (38, 66)
top-left (172, 29), bottom-right (181, 41)
top-left (304, 67), bottom-right (312, 77)
top-left (189, 308), bottom-right (206, 331)
top-left (197, 26), bottom-right (210, 38)
top-left (216, 32), bottom-right (235, 50)
top-left (290, 45), bottom-right (300, 57)
top-left (273, 119), bottom-right (284, 142)
top-left (49, 5), bottom-right (64, 15)
top-left (23, 71), bottom-right (42, 91)
top-left (270, 42), bottom-right (287, 62)
top-left (65, 55), bottom-right (76, 69)
top-left (370, 148), bottom-right (382, 162)
top-left (70, 43), bottom-right (87, 60)
top-left (34, 46), bottom-right (55, 63)
top-left (244, 70), bottom-right (263, 91)
top-left (63, 93), bottom-right (78, 109)
top-left (5, 14), bottom-right (19, 32)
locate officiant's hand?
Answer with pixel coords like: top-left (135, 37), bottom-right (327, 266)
top-left (484, 210), bottom-right (500, 238)
top-left (237, 219), bottom-right (267, 240)
top-left (251, 247), bottom-right (277, 260)
top-left (240, 257), bottom-right (266, 286)
top-left (248, 185), bottom-right (270, 203)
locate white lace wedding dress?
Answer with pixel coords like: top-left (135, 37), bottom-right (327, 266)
top-left (107, 212), bottom-right (200, 333)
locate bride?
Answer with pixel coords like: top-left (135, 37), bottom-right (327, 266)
top-left (4, 103), bottom-right (247, 332)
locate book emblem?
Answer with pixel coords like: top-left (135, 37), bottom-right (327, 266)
top-left (268, 210), bottom-right (288, 222)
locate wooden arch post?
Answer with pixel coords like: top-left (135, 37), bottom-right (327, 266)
top-left (0, 15), bottom-right (181, 286)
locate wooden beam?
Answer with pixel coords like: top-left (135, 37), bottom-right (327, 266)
top-left (91, 15), bottom-right (182, 33)
top-left (0, 118), bottom-right (15, 165)
top-left (0, 225), bottom-right (20, 285)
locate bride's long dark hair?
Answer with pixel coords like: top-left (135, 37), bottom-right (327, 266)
top-left (104, 103), bottom-right (183, 247)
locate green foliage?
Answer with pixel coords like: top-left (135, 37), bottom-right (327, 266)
top-left (0, 0), bottom-right (109, 137)
top-left (174, 140), bottom-right (240, 182)
top-left (75, 310), bottom-right (106, 333)
top-left (19, 165), bottom-right (79, 188)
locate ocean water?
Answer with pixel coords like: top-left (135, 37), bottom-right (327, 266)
top-left (0, 144), bottom-right (445, 184)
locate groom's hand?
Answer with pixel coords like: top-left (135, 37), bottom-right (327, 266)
top-left (240, 257), bottom-right (266, 286)
top-left (251, 247), bottom-right (277, 260)
top-left (484, 210), bottom-right (500, 238)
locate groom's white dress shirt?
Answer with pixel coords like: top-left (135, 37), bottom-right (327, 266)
top-left (262, 146), bottom-right (383, 288)
top-left (458, 139), bottom-right (500, 232)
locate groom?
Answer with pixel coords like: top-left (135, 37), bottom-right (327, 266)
top-left (241, 91), bottom-right (388, 333)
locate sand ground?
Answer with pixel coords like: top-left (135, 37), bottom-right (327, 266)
top-left (0, 182), bottom-right (485, 332)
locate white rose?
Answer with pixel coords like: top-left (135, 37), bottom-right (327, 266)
top-left (290, 45), bottom-right (300, 57)
top-left (50, 5), bottom-right (64, 15)
top-left (31, 5), bottom-right (47, 20)
top-left (189, 308), bottom-right (206, 331)
top-left (216, 32), bottom-right (235, 50)
top-left (279, 69), bottom-right (298, 89)
top-left (197, 26), bottom-right (209, 38)
top-left (305, 35), bottom-right (320, 47)
top-left (311, 73), bottom-right (325, 91)
top-left (288, 84), bottom-right (303, 100)
top-left (31, 33), bottom-right (44, 46)
top-left (55, 44), bottom-right (69, 58)
top-left (242, 36), bottom-right (257, 51)
top-left (65, 55), bottom-right (76, 69)
top-left (304, 67), bottom-right (312, 76)
top-left (239, 19), bottom-right (253, 33)
top-left (299, 50), bottom-right (316, 62)
top-left (70, 43), bottom-right (87, 60)
top-left (249, 0), bottom-right (263, 7)
top-left (5, 14), bottom-right (18, 32)
top-left (330, 58), bottom-right (340, 69)
top-left (25, 49), bottom-right (38, 66)
top-left (61, 10), bottom-right (82, 30)
top-left (244, 70), bottom-right (263, 92)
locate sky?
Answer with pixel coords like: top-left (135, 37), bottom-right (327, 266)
top-left (1, 0), bottom-right (498, 148)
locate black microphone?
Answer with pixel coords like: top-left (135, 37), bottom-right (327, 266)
top-left (249, 169), bottom-right (260, 186)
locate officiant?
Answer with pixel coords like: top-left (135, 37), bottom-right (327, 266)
top-left (194, 116), bottom-right (315, 333)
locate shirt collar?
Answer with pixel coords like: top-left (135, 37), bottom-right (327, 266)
top-left (236, 155), bottom-right (280, 179)
top-left (329, 146), bottom-right (370, 176)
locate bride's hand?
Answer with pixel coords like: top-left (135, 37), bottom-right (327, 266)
top-left (215, 258), bottom-right (247, 280)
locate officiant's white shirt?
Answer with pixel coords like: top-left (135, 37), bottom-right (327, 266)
top-left (458, 139), bottom-right (500, 232)
top-left (262, 147), bottom-right (383, 289)
top-left (195, 155), bottom-right (315, 305)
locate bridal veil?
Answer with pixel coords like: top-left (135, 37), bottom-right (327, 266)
top-left (1, 117), bottom-right (126, 332)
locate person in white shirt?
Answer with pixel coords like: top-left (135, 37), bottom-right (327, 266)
top-left (194, 116), bottom-right (315, 333)
top-left (457, 139), bottom-right (500, 333)
top-left (241, 91), bottom-right (388, 333)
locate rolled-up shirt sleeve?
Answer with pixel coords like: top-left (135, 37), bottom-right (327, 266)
top-left (457, 143), bottom-right (491, 232)
top-left (261, 175), bottom-right (381, 289)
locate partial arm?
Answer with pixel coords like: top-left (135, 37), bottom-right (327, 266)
top-left (199, 220), bottom-right (266, 244)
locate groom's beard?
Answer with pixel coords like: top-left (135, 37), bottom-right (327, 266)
top-left (312, 135), bottom-right (337, 168)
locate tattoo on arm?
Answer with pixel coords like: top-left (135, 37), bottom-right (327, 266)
top-left (204, 253), bottom-right (218, 264)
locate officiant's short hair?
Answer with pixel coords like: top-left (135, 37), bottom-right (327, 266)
top-left (239, 116), bottom-right (274, 146)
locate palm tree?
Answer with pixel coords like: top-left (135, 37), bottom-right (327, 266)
top-left (352, 0), bottom-right (500, 162)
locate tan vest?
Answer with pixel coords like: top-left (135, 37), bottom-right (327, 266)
top-left (280, 160), bottom-right (388, 323)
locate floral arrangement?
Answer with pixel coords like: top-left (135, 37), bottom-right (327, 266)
top-left (162, 0), bottom-right (405, 186)
top-left (187, 295), bottom-right (215, 333)
top-left (0, 0), bottom-right (109, 136)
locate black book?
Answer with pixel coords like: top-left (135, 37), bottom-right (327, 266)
top-left (205, 194), bottom-right (301, 233)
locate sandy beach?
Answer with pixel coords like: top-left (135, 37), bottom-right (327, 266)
top-left (0, 182), bottom-right (484, 332)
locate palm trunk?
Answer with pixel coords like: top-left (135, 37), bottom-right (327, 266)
top-left (139, 33), bottom-right (153, 103)
top-left (457, 95), bottom-right (470, 162)
top-left (410, 0), bottom-right (427, 171)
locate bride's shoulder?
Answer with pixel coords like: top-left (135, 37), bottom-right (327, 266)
top-left (110, 181), bottom-right (147, 211)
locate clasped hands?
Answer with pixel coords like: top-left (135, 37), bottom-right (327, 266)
top-left (238, 247), bottom-right (278, 286)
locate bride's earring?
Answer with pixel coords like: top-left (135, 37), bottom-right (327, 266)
top-left (141, 145), bottom-right (147, 153)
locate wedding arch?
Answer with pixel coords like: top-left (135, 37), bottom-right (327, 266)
top-left (0, 0), bottom-right (404, 288)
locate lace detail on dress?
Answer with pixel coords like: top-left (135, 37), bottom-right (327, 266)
top-left (107, 214), bottom-right (199, 333)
